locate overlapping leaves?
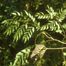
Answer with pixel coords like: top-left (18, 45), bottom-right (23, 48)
top-left (13, 47), bottom-right (30, 66)
top-left (35, 6), bottom-right (66, 33)
top-left (2, 11), bottom-right (35, 43)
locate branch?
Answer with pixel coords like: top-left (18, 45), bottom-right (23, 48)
top-left (46, 47), bottom-right (66, 50)
top-left (42, 32), bottom-right (66, 45)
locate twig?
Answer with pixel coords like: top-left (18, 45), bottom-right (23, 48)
top-left (42, 32), bottom-right (66, 45)
top-left (46, 47), bottom-right (66, 50)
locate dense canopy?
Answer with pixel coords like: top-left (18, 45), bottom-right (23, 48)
top-left (0, 0), bottom-right (66, 66)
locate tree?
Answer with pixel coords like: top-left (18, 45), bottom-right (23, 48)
top-left (0, 0), bottom-right (66, 66)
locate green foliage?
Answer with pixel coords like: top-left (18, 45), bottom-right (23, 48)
top-left (2, 11), bottom-right (35, 43)
top-left (13, 47), bottom-right (30, 66)
top-left (0, 0), bottom-right (66, 66)
top-left (35, 6), bottom-right (66, 33)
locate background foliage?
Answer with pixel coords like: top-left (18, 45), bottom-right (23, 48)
top-left (0, 0), bottom-right (66, 66)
